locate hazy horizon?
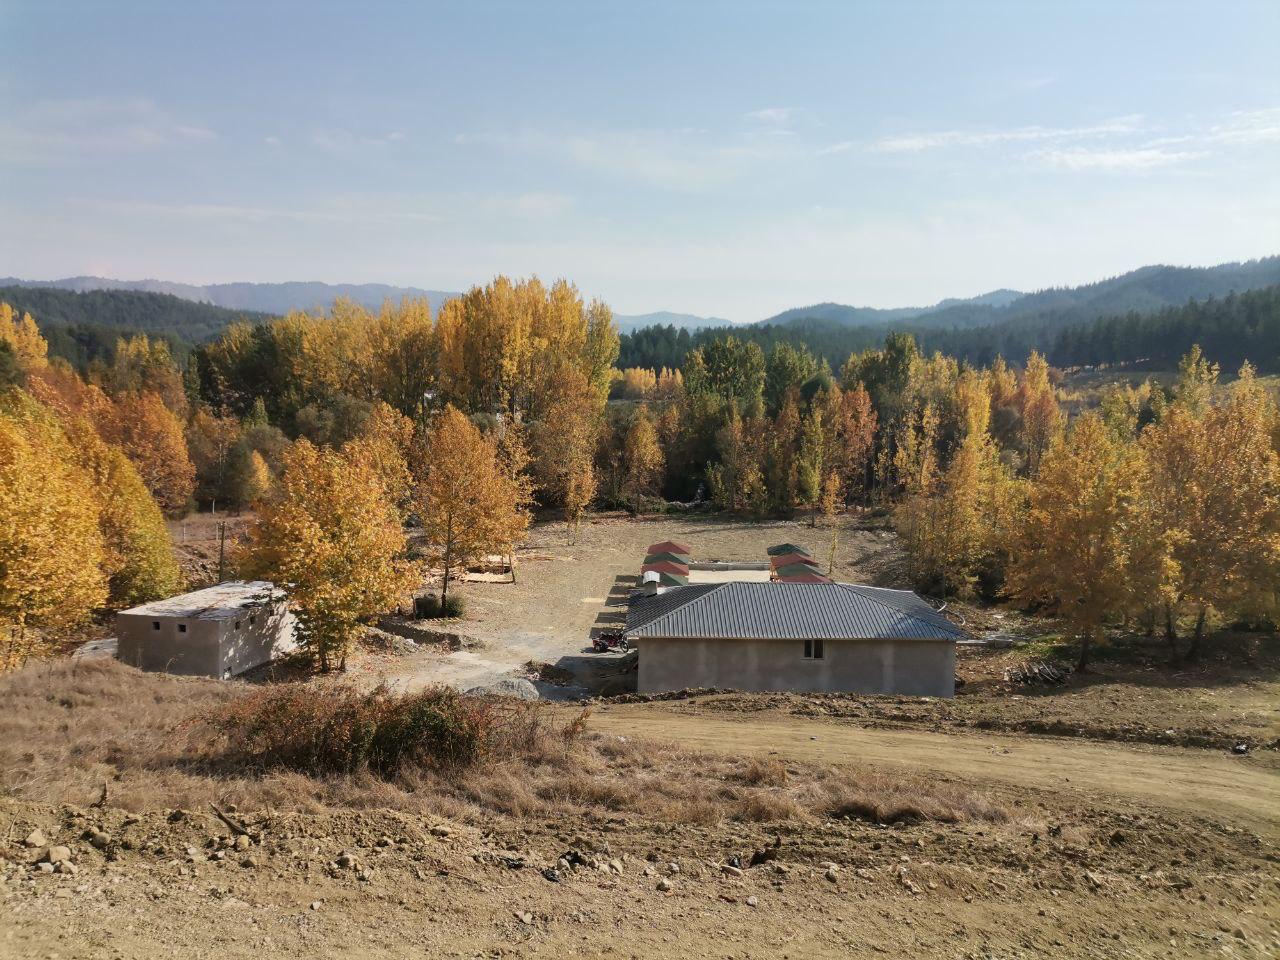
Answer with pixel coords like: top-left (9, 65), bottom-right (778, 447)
top-left (2, 1), bottom-right (1278, 322)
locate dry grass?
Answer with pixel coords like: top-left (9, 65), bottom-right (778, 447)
top-left (0, 659), bottom-right (1008, 827)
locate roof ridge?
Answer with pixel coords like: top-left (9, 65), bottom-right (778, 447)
top-left (837, 582), bottom-right (952, 631)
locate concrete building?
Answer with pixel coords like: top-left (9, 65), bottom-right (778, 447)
top-left (116, 581), bottom-right (296, 679)
top-left (625, 581), bottom-right (964, 697)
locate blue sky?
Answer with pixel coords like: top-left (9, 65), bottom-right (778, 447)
top-left (2, 0), bottom-right (1278, 321)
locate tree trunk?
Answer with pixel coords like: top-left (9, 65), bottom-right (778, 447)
top-left (1185, 606), bottom-right (1207, 661)
top-left (810, 503), bottom-right (817, 528)
top-left (1076, 627), bottom-right (1094, 673)
top-left (1163, 602), bottom-right (1178, 648)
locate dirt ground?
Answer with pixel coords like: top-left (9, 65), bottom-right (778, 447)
top-left (322, 511), bottom-right (900, 699)
top-left (20, 511), bottom-right (1253, 957)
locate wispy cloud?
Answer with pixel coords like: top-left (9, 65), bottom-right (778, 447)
top-left (309, 128), bottom-right (409, 152)
top-left (871, 116), bottom-right (1143, 153)
top-left (816, 140), bottom-right (855, 156)
top-left (745, 107), bottom-right (798, 125)
top-left (869, 108), bottom-right (1278, 173)
top-left (0, 97), bottom-right (219, 162)
top-left (1033, 146), bottom-right (1207, 171)
top-left (85, 199), bottom-right (443, 226)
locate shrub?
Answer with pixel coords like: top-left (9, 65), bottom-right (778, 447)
top-left (413, 594), bottom-right (466, 619)
top-left (204, 683), bottom-right (541, 777)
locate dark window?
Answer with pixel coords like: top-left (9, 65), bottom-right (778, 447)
top-left (249, 616), bottom-right (256, 626)
top-left (235, 621), bottom-right (242, 630)
top-left (152, 621), bottom-right (160, 631)
top-left (178, 623), bottom-right (187, 633)
top-left (803, 638), bottom-right (825, 660)
top-left (814, 637), bottom-right (824, 660)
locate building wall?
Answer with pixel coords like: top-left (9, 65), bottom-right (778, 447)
top-left (636, 636), bottom-right (955, 697)
top-left (116, 613), bottom-right (223, 677)
top-left (116, 601), bottom-right (295, 678)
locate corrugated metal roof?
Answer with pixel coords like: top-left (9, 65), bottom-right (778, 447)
top-left (624, 582), bottom-right (967, 642)
top-left (766, 543), bottom-right (811, 557)
top-left (626, 584), bottom-right (720, 634)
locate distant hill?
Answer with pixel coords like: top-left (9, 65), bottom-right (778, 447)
top-left (755, 258), bottom-right (1280, 333)
top-left (613, 310), bottom-right (733, 334)
top-left (0, 276), bottom-right (462, 317)
top-left (760, 288), bottom-right (1025, 328)
top-left (909, 258), bottom-right (1280, 331)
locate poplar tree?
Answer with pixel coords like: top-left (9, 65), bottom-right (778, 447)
top-left (1008, 413), bottom-right (1139, 670)
top-left (241, 440), bottom-right (418, 671)
top-left (414, 406), bottom-right (530, 605)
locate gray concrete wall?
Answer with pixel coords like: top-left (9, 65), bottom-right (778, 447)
top-left (116, 602), bottom-right (295, 678)
top-left (636, 637), bottom-right (955, 697)
top-left (116, 613), bottom-right (223, 677)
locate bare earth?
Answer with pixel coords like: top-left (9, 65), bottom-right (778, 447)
top-left (5, 513), bottom-right (1275, 958)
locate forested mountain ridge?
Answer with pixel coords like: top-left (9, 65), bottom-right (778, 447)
top-left (759, 257), bottom-right (1279, 330)
top-left (0, 276), bottom-right (461, 317)
top-left (619, 284), bottom-right (1280, 375)
top-left (0, 285), bottom-right (274, 366)
top-left (614, 311), bottom-right (732, 333)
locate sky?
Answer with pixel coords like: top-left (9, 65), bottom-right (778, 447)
top-left (1, 0), bottom-right (1278, 322)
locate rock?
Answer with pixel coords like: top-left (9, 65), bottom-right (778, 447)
top-left (37, 862), bottom-right (54, 875)
top-left (464, 678), bottom-right (539, 700)
top-left (722, 864), bottom-right (743, 878)
top-left (356, 867), bottom-right (374, 882)
top-left (656, 878), bottom-right (672, 892)
top-left (87, 829), bottom-right (111, 850)
top-left (667, 862), bottom-right (680, 874)
top-left (24, 829), bottom-right (46, 848)
top-left (824, 867), bottom-right (839, 883)
top-left (55, 860), bottom-right (77, 875)
top-left (309, 901), bottom-right (321, 911)
top-left (241, 856), bottom-right (258, 869)
top-left (42, 846), bottom-right (73, 865)
top-left (430, 826), bottom-right (452, 838)
top-left (167, 810), bottom-right (187, 823)
top-left (517, 911), bottom-right (533, 925)
top-left (746, 896), bottom-right (759, 908)
top-left (541, 867), bottom-right (562, 883)
top-left (1232, 743), bottom-right (1249, 755)
top-left (1084, 870), bottom-right (1104, 890)
top-left (335, 853), bottom-right (358, 870)
top-left (608, 858), bottom-right (624, 875)
top-left (233, 835), bottom-right (252, 852)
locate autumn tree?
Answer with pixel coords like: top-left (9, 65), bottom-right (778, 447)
top-left (621, 410), bottom-right (665, 513)
top-left (1015, 351), bottom-right (1062, 475)
top-left (61, 417), bottom-right (183, 606)
top-left (1008, 413), bottom-right (1139, 670)
top-left (413, 406), bottom-right (531, 605)
top-left (1141, 360), bottom-right (1280, 657)
top-left (241, 440), bottom-right (419, 671)
top-left (102, 392), bottom-right (196, 515)
top-left (0, 303), bottom-right (49, 371)
top-left (532, 370), bottom-right (601, 540)
top-left (0, 399), bottom-right (108, 671)
top-left (342, 401), bottom-right (415, 514)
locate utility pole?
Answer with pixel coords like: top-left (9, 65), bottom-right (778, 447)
top-left (217, 520), bottom-right (227, 583)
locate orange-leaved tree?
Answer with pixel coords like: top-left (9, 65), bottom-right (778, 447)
top-left (413, 406), bottom-right (531, 606)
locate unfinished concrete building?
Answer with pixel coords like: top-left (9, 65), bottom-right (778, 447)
top-left (116, 581), bottom-right (296, 679)
top-left (625, 581), bottom-right (964, 697)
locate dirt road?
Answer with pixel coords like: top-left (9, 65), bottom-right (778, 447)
top-left (585, 704), bottom-right (1280, 836)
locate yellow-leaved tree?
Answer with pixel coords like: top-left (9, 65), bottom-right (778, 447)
top-left (0, 396), bottom-right (108, 671)
top-left (61, 417), bottom-right (183, 606)
top-left (1141, 359), bottom-right (1280, 657)
top-left (413, 406), bottom-right (532, 606)
top-left (0, 303), bottom-right (49, 370)
top-left (1008, 413), bottom-right (1139, 670)
top-left (240, 439), bottom-right (420, 671)
top-left (621, 409), bottom-right (665, 514)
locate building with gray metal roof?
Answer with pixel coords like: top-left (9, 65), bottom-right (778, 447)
top-left (626, 581), bottom-right (964, 697)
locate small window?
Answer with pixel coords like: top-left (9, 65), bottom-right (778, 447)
top-left (152, 621), bottom-right (160, 631)
top-left (234, 620), bottom-right (242, 631)
top-left (803, 638), bottom-right (825, 660)
top-left (249, 616), bottom-right (256, 626)
top-left (178, 623), bottom-right (187, 633)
